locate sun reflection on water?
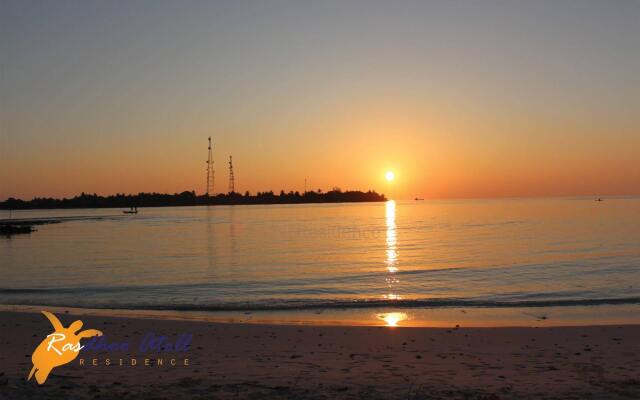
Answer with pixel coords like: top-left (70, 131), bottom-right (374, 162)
top-left (384, 200), bottom-right (400, 299)
top-left (385, 200), bottom-right (398, 273)
top-left (377, 312), bottom-right (408, 327)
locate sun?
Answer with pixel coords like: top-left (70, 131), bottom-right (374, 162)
top-left (385, 170), bottom-right (395, 182)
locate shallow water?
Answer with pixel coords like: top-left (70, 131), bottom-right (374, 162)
top-left (1, 198), bottom-right (639, 325)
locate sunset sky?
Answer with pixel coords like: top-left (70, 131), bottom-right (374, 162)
top-left (1, 0), bottom-right (639, 200)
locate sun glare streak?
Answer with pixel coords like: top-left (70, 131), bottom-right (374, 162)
top-left (385, 200), bottom-right (398, 273)
top-left (384, 200), bottom-right (401, 303)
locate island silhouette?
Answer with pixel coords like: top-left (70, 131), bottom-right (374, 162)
top-left (1, 189), bottom-right (386, 210)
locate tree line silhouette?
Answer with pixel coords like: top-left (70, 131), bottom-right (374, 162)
top-left (1, 189), bottom-right (387, 210)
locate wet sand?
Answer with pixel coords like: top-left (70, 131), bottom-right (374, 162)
top-left (0, 310), bottom-right (638, 399)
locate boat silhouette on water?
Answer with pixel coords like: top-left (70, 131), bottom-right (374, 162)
top-left (0, 223), bottom-right (35, 236)
top-left (123, 206), bottom-right (138, 214)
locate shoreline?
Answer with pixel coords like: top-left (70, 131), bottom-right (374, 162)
top-left (1, 309), bottom-right (638, 399)
top-left (2, 303), bottom-right (639, 328)
top-left (0, 190), bottom-right (387, 211)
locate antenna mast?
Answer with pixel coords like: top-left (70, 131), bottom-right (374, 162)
top-left (206, 137), bottom-right (214, 196)
top-left (228, 156), bottom-right (235, 193)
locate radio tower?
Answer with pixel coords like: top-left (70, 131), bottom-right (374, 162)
top-left (228, 156), bottom-right (235, 193)
top-left (205, 137), bottom-right (214, 196)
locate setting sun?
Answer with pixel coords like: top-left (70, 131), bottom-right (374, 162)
top-left (385, 171), bottom-right (395, 182)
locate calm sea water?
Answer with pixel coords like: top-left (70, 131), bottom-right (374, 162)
top-left (1, 198), bottom-right (639, 324)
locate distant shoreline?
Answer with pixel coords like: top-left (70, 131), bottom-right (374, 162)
top-left (0, 189), bottom-right (387, 210)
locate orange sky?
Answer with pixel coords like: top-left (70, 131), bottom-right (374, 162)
top-left (1, 1), bottom-right (639, 200)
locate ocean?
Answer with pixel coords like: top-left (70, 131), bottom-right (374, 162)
top-left (1, 198), bottom-right (639, 326)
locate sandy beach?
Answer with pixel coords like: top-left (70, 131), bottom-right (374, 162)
top-left (3, 1), bottom-right (640, 399)
top-left (0, 310), bottom-right (638, 399)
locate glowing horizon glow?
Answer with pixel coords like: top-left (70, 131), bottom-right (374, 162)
top-left (1, 2), bottom-right (639, 201)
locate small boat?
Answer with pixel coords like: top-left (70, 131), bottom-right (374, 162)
top-left (123, 206), bottom-right (138, 214)
top-left (0, 224), bottom-right (35, 235)
top-left (595, 198), bottom-right (604, 202)
top-left (414, 197), bottom-right (424, 201)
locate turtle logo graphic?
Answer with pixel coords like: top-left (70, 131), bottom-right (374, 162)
top-left (28, 311), bottom-right (102, 384)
